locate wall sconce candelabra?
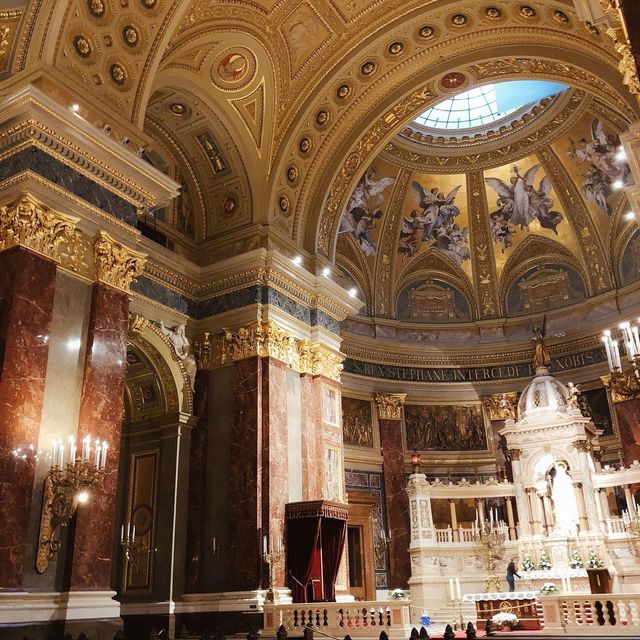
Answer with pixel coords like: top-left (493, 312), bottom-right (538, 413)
top-left (36, 435), bottom-right (107, 574)
top-left (602, 321), bottom-right (640, 399)
top-left (625, 511), bottom-right (640, 557)
top-left (263, 535), bottom-right (283, 603)
top-left (475, 522), bottom-right (506, 593)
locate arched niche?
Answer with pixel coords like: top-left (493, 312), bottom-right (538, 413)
top-left (396, 276), bottom-right (472, 323)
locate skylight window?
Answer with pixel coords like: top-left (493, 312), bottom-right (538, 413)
top-left (414, 81), bottom-right (568, 131)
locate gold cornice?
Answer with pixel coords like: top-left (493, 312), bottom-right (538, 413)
top-left (374, 392), bottom-right (406, 420)
top-left (0, 193), bottom-right (79, 261)
top-left (219, 319), bottom-right (344, 381)
top-left (93, 231), bottom-right (147, 292)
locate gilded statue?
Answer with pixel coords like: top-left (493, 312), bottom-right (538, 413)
top-left (532, 317), bottom-right (551, 370)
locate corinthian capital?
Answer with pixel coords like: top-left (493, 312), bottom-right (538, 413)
top-left (0, 194), bottom-right (79, 260)
top-left (93, 231), bottom-right (147, 292)
top-left (374, 393), bottom-right (407, 420)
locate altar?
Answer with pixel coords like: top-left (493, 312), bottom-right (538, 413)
top-left (463, 592), bottom-right (541, 630)
top-left (516, 568), bottom-right (590, 594)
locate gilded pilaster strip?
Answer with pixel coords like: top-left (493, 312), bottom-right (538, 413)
top-left (93, 231), bottom-right (147, 292)
top-left (467, 171), bottom-right (500, 318)
top-left (0, 193), bottom-right (79, 261)
top-left (537, 147), bottom-right (612, 293)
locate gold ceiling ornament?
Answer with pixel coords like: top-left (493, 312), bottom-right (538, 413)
top-left (0, 194), bottom-right (79, 261)
top-left (374, 392), bottom-right (407, 421)
top-left (128, 313), bottom-right (150, 334)
top-left (483, 393), bottom-right (518, 421)
top-left (298, 341), bottom-right (344, 381)
top-left (93, 231), bottom-right (147, 292)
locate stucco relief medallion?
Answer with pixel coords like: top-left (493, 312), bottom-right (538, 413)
top-left (439, 71), bottom-right (467, 92)
top-left (211, 47), bottom-right (257, 92)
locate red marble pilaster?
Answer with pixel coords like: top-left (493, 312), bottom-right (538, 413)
top-left (226, 356), bottom-right (289, 591)
top-left (68, 283), bottom-right (129, 590)
top-left (379, 418), bottom-right (411, 589)
top-left (613, 399), bottom-right (640, 464)
top-left (0, 247), bottom-right (57, 588)
top-left (300, 374), bottom-right (324, 500)
top-left (185, 369), bottom-right (210, 593)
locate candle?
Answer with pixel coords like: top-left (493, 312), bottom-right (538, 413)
top-left (131, 524), bottom-right (136, 542)
top-left (68, 436), bottom-right (76, 462)
top-left (82, 435), bottom-right (91, 461)
top-left (94, 441), bottom-right (102, 468)
top-left (263, 535), bottom-right (267, 554)
top-left (58, 442), bottom-right (65, 468)
top-left (455, 577), bottom-right (461, 601)
top-left (602, 334), bottom-right (613, 370)
top-left (449, 577), bottom-right (455, 601)
top-left (612, 341), bottom-right (622, 370)
top-left (212, 536), bottom-right (217, 553)
top-left (121, 525), bottom-right (124, 544)
top-left (633, 325), bottom-right (640, 355)
top-left (101, 442), bottom-right (108, 470)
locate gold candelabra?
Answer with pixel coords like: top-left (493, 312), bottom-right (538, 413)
top-left (626, 512), bottom-right (640, 557)
top-left (36, 457), bottom-right (105, 573)
top-left (263, 550), bottom-right (283, 603)
top-left (475, 523), bottom-right (506, 592)
top-left (602, 324), bottom-right (640, 400)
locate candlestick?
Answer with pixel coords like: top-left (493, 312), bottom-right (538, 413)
top-left (68, 436), bottom-right (76, 462)
top-left (94, 441), bottom-right (102, 468)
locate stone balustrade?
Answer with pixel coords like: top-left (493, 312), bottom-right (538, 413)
top-left (434, 524), bottom-right (512, 544)
top-left (540, 594), bottom-right (640, 635)
top-left (263, 601), bottom-right (412, 639)
top-left (604, 516), bottom-right (630, 536)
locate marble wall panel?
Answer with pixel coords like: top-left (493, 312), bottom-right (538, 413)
top-left (70, 283), bottom-right (130, 590)
top-left (300, 375), bottom-right (323, 500)
top-left (379, 419), bottom-right (410, 589)
top-left (286, 368), bottom-right (302, 503)
top-left (0, 247), bottom-right (56, 588)
top-left (613, 399), bottom-right (640, 464)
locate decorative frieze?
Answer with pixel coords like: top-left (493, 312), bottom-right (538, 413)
top-left (483, 393), bottom-right (518, 421)
top-left (0, 194), bottom-right (79, 260)
top-left (221, 320), bottom-right (344, 381)
top-left (93, 231), bottom-right (147, 292)
top-left (374, 392), bottom-right (406, 420)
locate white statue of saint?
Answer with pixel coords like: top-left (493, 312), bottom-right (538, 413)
top-left (159, 321), bottom-right (197, 392)
top-left (550, 461), bottom-right (579, 537)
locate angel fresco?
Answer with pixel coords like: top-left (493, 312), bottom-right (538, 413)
top-left (340, 165), bottom-right (395, 256)
top-left (569, 118), bottom-right (632, 215)
top-left (398, 181), bottom-right (470, 266)
top-left (485, 164), bottom-right (564, 251)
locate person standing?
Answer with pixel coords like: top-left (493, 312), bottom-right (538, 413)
top-left (506, 559), bottom-right (521, 592)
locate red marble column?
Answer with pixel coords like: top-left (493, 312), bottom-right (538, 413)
top-left (185, 369), bottom-right (210, 593)
top-left (0, 247), bottom-right (57, 588)
top-left (300, 374), bottom-right (324, 500)
top-left (68, 283), bottom-right (129, 590)
top-left (376, 394), bottom-right (410, 590)
top-left (226, 356), bottom-right (288, 590)
top-left (613, 399), bottom-right (640, 464)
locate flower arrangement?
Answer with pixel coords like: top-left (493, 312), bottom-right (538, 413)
top-left (492, 612), bottom-right (518, 629)
top-left (538, 551), bottom-right (552, 570)
top-left (586, 549), bottom-right (604, 568)
top-left (521, 554), bottom-right (536, 572)
top-left (569, 549), bottom-right (584, 569)
top-left (539, 582), bottom-right (559, 595)
top-left (390, 588), bottom-right (408, 600)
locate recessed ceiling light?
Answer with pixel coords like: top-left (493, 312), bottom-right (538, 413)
top-left (348, 287), bottom-right (358, 298)
top-left (321, 267), bottom-right (331, 277)
top-left (616, 146), bottom-right (627, 162)
top-left (623, 211), bottom-right (636, 221)
top-left (70, 103), bottom-right (80, 113)
top-left (613, 179), bottom-right (624, 190)
top-left (292, 255), bottom-right (303, 266)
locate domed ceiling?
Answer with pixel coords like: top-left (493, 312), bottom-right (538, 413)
top-left (336, 81), bottom-right (638, 326)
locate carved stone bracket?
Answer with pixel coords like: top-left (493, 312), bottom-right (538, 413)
top-left (0, 194), bottom-right (79, 261)
top-left (374, 393), bottom-right (407, 421)
top-left (221, 320), bottom-right (344, 381)
top-left (93, 231), bottom-right (147, 292)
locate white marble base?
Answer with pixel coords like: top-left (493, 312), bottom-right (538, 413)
top-left (176, 589), bottom-right (292, 614)
top-left (0, 591), bottom-right (120, 625)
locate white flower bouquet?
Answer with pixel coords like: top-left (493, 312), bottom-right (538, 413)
top-left (539, 582), bottom-right (559, 595)
top-left (492, 612), bottom-right (518, 629)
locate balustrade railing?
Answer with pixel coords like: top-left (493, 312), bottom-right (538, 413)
top-left (604, 517), bottom-right (629, 536)
top-left (433, 525), bottom-right (512, 544)
top-left (540, 595), bottom-right (640, 635)
top-left (263, 601), bottom-right (412, 639)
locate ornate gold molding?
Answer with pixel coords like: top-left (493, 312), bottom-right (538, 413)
top-left (221, 320), bottom-right (344, 381)
top-left (509, 448), bottom-right (523, 461)
top-left (93, 231), bottom-right (147, 292)
top-left (374, 392), bottom-right (407, 420)
top-left (193, 332), bottom-right (212, 370)
top-left (0, 194), bottom-right (79, 261)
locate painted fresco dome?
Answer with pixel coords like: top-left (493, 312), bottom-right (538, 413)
top-left (336, 79), bottom-right (638, 339)
top-left (517, 367), bottom-right (572, 419)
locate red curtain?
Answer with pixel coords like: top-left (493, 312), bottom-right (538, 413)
top-left (286, 517), bottom-right (321, 602)
top-left (321, 518), bottom-right (347, 602)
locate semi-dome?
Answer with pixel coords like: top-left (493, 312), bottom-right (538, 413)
top-left (517, 366), bottom-right (572, 419)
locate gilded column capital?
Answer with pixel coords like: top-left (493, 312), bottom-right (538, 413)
top-left (0, 194), bottom-right (79, 261)
top-left (509, 448), bottom-right (523, 461)
top-left (374, 393), bottom-right (407, 420)
top-left (573, 439), bottom-right (590, 453)
top-left (93, 231), bottom-right (147, 292)
top-left (128, 313), bottom-right (149, 334)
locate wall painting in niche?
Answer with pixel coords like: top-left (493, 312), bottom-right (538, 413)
top-left (396, 278), bottom-right (471, 322)
top-left (577, 385), bottom-right (615, 438)
top-left (342, 397), bottom-right (374, 447)
top-left (339, 161), bottom-right (397, 257)
top-left (505, 264), bottom-right (586, 317)
top-left (405, 404), bottom-right (487, 451)
top-left (484, 155), bottom-right (574, 277)
top-left (322, 383), bottom-right (340, 426)
top-left (397, 173), bottom-right (470, 274)
top-left (621, 229), bottom-right (640, 286)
